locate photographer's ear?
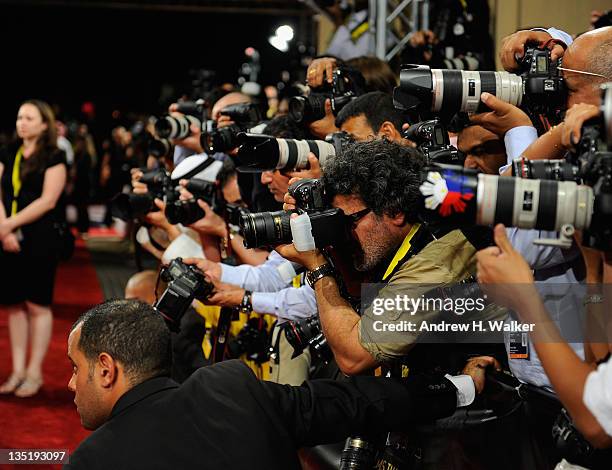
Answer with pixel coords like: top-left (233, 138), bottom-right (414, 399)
top-left (389, 212), bottom-right (405, 227)
top-left (97, 353), bottom-right (119, 389)
top-left (378, 121), bottom-right (402, 142)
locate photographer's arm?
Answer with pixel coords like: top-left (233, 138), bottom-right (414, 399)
top-left (478, 225), bottom-right (612, 448)
top-left (276, 245), bottom-right (377, 375)
top-left (520, 103), bottom-right (601, 161)
top-left (0, 163), bottom-right (66, 239)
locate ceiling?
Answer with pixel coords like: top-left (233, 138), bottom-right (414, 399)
top-left (0, 0), bottom-right (314, 16)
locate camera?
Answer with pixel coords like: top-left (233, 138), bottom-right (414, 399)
top-left (155, 114), bottom-right (201, 140)
top-left (164, 178), bottom-right (219, 226)
top-left (289, 67), bottom-right (364, 124)
top-left (511, 158), bottom-right (580, 183)
top-left (148, 137), bottom-right (172, 159)
top-left (418, 84), bottom-right (612, 249)
top-left (393, 46), bottom-right (566, 132)
top-left (111, 168), bottom-right (172, 221)
top-left (200, 103), bottom-right (262, 154)
top-left (155, 258), bottom-right (214, 332)
top-left (240, 178), bottom-right (348, 249)
top-left (404, 118), bottom-right (465, 165)
top-left (234, 131), bottom-right (352, 172)
top-left (225, 203), bottom-right (250, 228)
top-left (283, 315), bottom-right (332, 363)
top-left (227, 317), bottom-right (270, 363)
top-left (419, 163), bottom-right (593, 240)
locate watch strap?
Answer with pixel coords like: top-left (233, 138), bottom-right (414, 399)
top-left (307, 263), bottom-right (336, 287)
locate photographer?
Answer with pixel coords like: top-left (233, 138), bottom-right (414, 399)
top-left (64, 298), bottom-right (491, 470)
top-left (334, 91), bottom-right (408, 144)
top-left (477, 225), bottom-right (612, 460)
top-left (171, 91), bottom-right (252, 164)
top-left (178, 158), bottom-right (269, 267)
top-left (277, 139), bottom-right (488, 375)
top-left (472, 26), bottom-right (611, 163)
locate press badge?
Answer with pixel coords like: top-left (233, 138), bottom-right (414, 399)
top-left (509, 332), bottom-right (529, 360)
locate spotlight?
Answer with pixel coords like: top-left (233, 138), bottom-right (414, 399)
top-left (276, 25), bottom-right (294, 42)
top-left (269, 24), bottom-right (294, 52)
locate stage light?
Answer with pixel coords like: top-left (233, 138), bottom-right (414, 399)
top-left (269, 24), bottom-right (294, 52)
top-left (276, 25), bottom-right (294, 42)
top-left (269, 35), bottom-right (289, 52)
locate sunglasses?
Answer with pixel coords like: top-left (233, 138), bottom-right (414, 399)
top-left (346, 207), bottom-right (371, 227)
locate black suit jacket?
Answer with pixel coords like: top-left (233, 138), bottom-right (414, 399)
top-left (65, 360), bottom-right (457, 470)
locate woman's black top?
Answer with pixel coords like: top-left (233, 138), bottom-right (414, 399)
top-left (0, 143), bottom-right (67, 257)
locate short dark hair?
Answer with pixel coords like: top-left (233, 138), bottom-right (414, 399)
top-left (72, 299), bottom-right (172, 384)
top-left (217, 158), bottom-right (237, 189)
top-left (263, 114), bottom-right (313, 139)
top-left (322, 139), bottom-right (426, 221)
top-left (335, 92), bottom-right (404, 133)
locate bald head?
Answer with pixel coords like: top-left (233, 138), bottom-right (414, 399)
top-left (563, 26), bottom-right (612, 106)
top-left (211, 92), bottom-right (251, 122)
top-left (124, 270), bottom-right (158, 305)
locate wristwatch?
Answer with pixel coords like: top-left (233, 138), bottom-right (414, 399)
top-left (306, 263), bottom-right (336, 287)
top-left (240, 290), bottom-right (253, 312)
top-left (583, 294), bottom-right (604, 306)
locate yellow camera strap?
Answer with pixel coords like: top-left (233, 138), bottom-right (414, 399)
top-left (11, 146), bottom-right (24, 216)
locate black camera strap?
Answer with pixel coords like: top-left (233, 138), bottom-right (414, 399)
top-left (212, 306), bottom-right (239, 363)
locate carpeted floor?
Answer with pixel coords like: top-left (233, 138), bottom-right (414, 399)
top-left (0, 239), bottom-right (103, 469)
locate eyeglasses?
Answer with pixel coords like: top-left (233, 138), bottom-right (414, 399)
top-left (347, 207), bottom-right (371, 228)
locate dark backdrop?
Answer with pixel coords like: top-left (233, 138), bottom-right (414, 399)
top-left (0, 4), bottom-right (307, 136)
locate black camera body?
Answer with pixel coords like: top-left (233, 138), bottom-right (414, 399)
top-left (403, 119), bottom-right (465, 165)
top-left (155, 258), bottom-right (214, 332)
top-left (164, 178), bottom-right (219, 226)
top-left (239, 178), bottom-right (348, 249)
top-left (289, 67), bottom-right (364, 124)
top-left (518, 46), bottom-right (566, 125)
top-left (283, 315), bottom-right (332, 363)
top-left (225, 203), bottom-right (250, 227)
top-left (201, 103), bottom-right (262, 154)
top-left (574, 116), bottom-right (612, 251)
top-left (111, 168), bottom-right (173, 221)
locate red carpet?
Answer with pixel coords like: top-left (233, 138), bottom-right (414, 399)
top-left (0, 239), bottom-right (103, 469)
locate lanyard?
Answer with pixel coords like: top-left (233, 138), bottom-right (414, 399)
top-left (11, 146), bottom-right (24, 216)
top-left (382, 223), bottom-right (422, 281)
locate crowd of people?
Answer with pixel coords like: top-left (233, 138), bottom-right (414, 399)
top-left (0, 1), bottom-right (611, 469)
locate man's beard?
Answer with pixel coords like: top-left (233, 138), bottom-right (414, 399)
top-left (353, 226), bottom-right (398, 272)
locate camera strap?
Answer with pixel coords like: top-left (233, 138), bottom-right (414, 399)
top-left (212, 306), bottom-right (238, 363)
top-left (10, 146), bottom-right (24, 216)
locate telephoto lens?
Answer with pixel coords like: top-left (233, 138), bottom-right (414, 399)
top-left (235, 133), bottom-right (336, 172)
top-left (240, 208), bottom-right (347, 249)
top-left (393, 64), bottom-right (523, 115)
top-left (288, 93), bottom-right (328, 124)
top-left (511, 158), bottom-right (581, 182)
top-left (148, 138), bottom-right (172, 158)
top-left (155, 114), bottom-right (201, 140)
top-left (240, 210), bottom-right (292, 248)
top-left (419, 164), bottom-right (594, 232)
